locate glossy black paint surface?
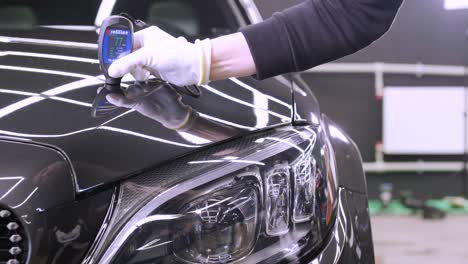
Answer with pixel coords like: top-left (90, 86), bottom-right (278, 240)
top-left (323, 116), bottom-right (368, 194)
top-left (0, 32), bottom-right (293, 191)
top-left (303, 188), bottom-right (374, 263)
top-left (0, 140), bottom-right (113, 263)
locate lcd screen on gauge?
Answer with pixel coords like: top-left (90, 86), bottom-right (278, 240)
top-left (102, 28), bottom-right (132, 64)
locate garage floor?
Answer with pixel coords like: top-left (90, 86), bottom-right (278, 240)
top-left (372, 215), bottom-right (468, 264)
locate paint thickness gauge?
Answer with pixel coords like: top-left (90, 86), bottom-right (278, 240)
top-left (99, 15), bottom-right (134, 84)
top-left (92, 15), bottom-right (134, 117)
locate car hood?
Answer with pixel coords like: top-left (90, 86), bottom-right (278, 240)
top-left (0, 28), bottom-right (294, 192)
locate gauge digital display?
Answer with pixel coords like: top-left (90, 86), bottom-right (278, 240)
top-left (102, 28), bottom-right (132, 64)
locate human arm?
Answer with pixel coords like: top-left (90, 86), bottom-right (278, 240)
top-left (239, 0), bottom-right (404, 79)
top-left (108, 0), bottom-right (403, 84)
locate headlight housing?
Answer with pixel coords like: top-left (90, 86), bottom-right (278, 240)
top-left (85, 125), bottom-right (338, 264)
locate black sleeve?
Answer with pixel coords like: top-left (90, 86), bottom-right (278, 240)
top-left (240, 0), bottom-right (403, 79)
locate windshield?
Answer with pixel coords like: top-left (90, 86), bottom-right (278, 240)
top-left (0, 0), bottom-right (100, 29)
top-left (112, 0), bottom-right (238, 38)
top-left (0, 0), bottom-right (238, 38)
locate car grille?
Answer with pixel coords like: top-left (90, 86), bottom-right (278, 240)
top-left (0, 207), bottom-right (28, 264)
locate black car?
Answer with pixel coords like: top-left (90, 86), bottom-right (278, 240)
top-left (0, 0), bottom-right (374, 263)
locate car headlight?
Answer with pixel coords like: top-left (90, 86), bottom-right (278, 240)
top-left (85, 125), bottom-right (338, 264)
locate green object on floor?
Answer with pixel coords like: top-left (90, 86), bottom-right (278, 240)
top-left (369, 200), bottom-right (412, 215)
top-left (426, 199), bottom-right (468, 214)
top-left (369, 199), bottom-right (468, 215)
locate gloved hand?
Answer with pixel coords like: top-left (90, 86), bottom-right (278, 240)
top-left (106, 80), bottom-right (193, 130)
top-left (108, 26), bottom-right (212, 87)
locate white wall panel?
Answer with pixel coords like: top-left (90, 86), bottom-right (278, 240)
top-left (384, 87), bottom-right (466, 154)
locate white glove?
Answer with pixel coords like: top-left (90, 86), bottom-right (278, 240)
top-left (108, 26), bottom-right (212, 86)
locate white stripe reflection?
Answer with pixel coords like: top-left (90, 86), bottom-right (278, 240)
top-left (98, 127), bottom-right (199, 148)
top-left (199, 113), bottom-right (255, 130)
top-left (49, 97), bottom-right (92, 107)
top-left (0, 127), bottom-right (96, 138)
top-left (0, 126), bottom-right (198, 148)
top-left (0, 89), bottom-right (36, 96)
top-left (0, 176), bottom-right (25, 201)
top-left (273, 75), bottom-right (307, 97)
top-left (0, 36), bottom-right (98, 50)
top-left (41, 25), bottom-right (97, 31)
top-left (0, 89), bottom-right (92, 108)
top-left (0, 51), bottom-right (98, 64)
top-left (0, 65), bottom-right (95, 79)
top-left (229, 78), bottom-right (293, 108)
top-left (178, 132), bottom-right (212, 145)
top-left (291, 128), bottom-right (317, 145)
top-left (253, 90), bottom-right (269, 128)
top-left (188, 160), bottom-right (265, 166)
top-left (256, 137), bottom-right (305, 153)
top-left (202, 84), bottom-right (289, 120)
top-left (11, 187), bottom-right (38, 209)
top-left (98, 110), bottom-right (135, 127)
top-left (0, 78), bottom-right (102, 119)
top-left (95, 0), bottom-right (118, 26)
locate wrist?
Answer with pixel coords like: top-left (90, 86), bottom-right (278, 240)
top-left (210, 32), bottom-right (257, 81)
top-left (194, 39), bottom-right (212, 85)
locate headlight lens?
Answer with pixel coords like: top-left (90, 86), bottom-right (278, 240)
top-left (87, 126), bottom-right (338, 264)
top-left (174, 175), bottom-right (260, 263)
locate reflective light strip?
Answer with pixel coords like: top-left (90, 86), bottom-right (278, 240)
top-left (0, 96), bottom-right (43, 119)
top-left (0, 127), bottom-right (96, 138)
top-left (188, 159), bottom-right (265, 166)
top-left (0, 51), bottom-right (98, 64)
top-left (199, 113), bottom-right (255, 130)
top-left (0, 78), bottom-right (102, 119)
top-left (0, 177), bottom-right (25, 201)
top-left (178, 131), bottom-right (212, 145)
top-left (0, 88), bottom-right (92, 108)
top-left (41, 25), bottom-right (97, 31)
top-left (137, 240), bottom-right (172, 251)
top-left (230, 160), bottom-right (265, 165)
top-left (328, 125), bottom-right (349, 143)
top-left (99, 110), bottom-right (135, 127)
top-left (0, 36), bottom-right (98, 50)
top-left (187, 160), bottom-right (224, 164)
top-left (0, 136), bottom-right (32, 141)
top-left (11, 187), bottom-right (38, 209)
top-left (98, 127), bottom-right (200, 148)
top-left (49, 96), bottom-right (92, 107)
top-left (0, 126), bottom-right (197, 148)
top-left (262, 137), bottom-right (305, 153)
top-left (95, 0), bottom-right (117, 26)
top-left (229, 78), bottom-right (292, 109)
top-left (274, 75), bottom-right (307, 97)
top-left (0, 65), bottom-right (95, 79)
top-left (137, 238), bottom-right (169, 251)
top-left (253, 90), bottom-right (269, 128)
top-left (0, 89), bottom-right (36, 97)
top-left (202, 84), bottom-right (289, 120)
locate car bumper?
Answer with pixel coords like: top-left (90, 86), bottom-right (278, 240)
top-left (308, 188), bottom-right (375, 264)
